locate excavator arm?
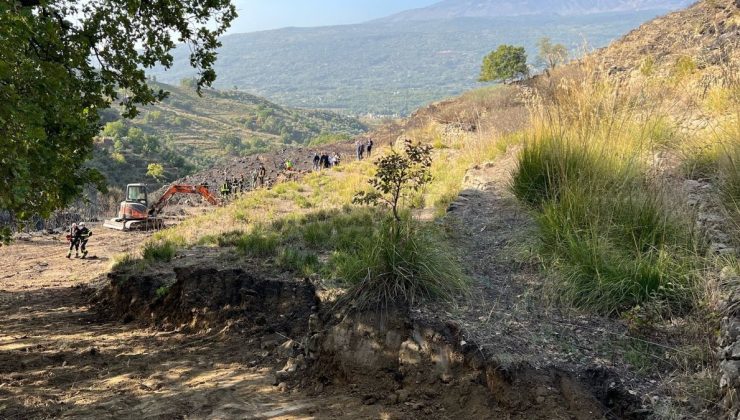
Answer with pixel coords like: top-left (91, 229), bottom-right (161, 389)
top-left (148, 184), bottom-right (220, 216)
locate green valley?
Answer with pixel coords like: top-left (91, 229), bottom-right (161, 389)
top-left (148, 10), bottom-right (677, 115)
top-left (88, 81), bottom-right (367, 188)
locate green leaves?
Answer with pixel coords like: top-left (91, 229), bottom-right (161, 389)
top-left (354, 140), bottom-right (432, 221)
top-left (479, 45), bottom-right (528, 83)
top-left (146, 163), bottom-right (165, 181)
top-left (1, 0), bottom-right (236, 220)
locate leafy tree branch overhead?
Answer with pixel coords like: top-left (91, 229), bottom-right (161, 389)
top-left (0, 0), bottom-right (237, 221)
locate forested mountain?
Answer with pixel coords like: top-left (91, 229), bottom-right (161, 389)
top-left (381, 0), bottom-right (692, 21)
top-left (88, 82), bottom-right (366, 188)
top-left (147, 10), bottom-right (677, 116)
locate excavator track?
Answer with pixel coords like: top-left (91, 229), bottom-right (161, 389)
top-left (103, 217), bottom-right (165, 231)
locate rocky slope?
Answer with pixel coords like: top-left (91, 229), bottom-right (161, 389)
top-left (590, 0), bottom-right (739, 76)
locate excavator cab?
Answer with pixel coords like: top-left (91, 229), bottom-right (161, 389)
top-left (103, 184), bottom-right (162, 231)
top-left (126, 184), bottom-right (148, 205)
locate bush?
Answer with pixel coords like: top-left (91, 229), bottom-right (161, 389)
top-left (155, 285), bottom-right (170, 299)
top-left (512, 135), bottom-right (700, 315)
top-left (536, 186), bottom-right (698, 314)
top-left (301, 221), bottom-right (333, 247)
top-left (142, 240), bottom-right (178, 262)
top-left (333, 216), bottom-right (469, 310)
top-left (511, 135), bottom-right (618, 209)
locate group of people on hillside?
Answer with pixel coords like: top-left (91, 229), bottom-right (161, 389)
top-left (220, 163), bottom-right (267, 200)
top-left (355, 138), bottom-right (373, 160)
top-left (312, 151), bottom-right (341, 171)
top-left (221, 136), bottom-right (376, 199)
top-left (66, 222), bottom-right (92, 259)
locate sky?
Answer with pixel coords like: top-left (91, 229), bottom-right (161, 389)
top-left (228, 0), bottom-right (439, 34)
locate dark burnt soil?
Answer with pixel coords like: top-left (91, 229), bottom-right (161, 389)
top-left (153, 119), bottom-right (405, 209)
top-left (100, 265), bottom-right (317, 337)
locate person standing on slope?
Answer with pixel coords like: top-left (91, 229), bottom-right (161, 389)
top-left (366, 138), bottom-right (374, 157)
top-left (257, 163), bottom-right (266, 188)
top-left (66, 222), bottom-right (79, 259)
top-left (75, 222), bottom-right (93, 259)
top-left (251, 168), bottom-right (258, 190)
top-left (320, 152), bottom-right (330, 169)
top-left (220, 179), bottom-right (230, 200)
top-left (355, 139), bottom-right (364, 160)
top-left (313, 152), bottom-right (320, 171)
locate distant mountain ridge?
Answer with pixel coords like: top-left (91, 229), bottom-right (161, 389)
top-left (381, 0), bottom-right (693, 21)
top-left (148, 10), bottom-right (672, 115)
top-left (147, 1), bottom-right (697, 115)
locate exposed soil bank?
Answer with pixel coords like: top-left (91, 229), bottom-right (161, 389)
top-left (313, 309), bottom-right (645, 419)
top-left (101, 266), bottom-right (317, 336)
top-left (101, 266), bottom-right (646, 419)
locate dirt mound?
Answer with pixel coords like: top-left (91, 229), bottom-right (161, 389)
top-left (101, 267), bottom-right (317, 334)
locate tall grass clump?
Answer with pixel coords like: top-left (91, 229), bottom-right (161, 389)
top-left (218, 228), bottom-right (279, 257)
top-left (276, 247), bottom-right (320, 276)
top-left (718, 135), bottom-right (740, 238)
top-left (142, 240), bottom-right (178, 262)
top-left (512, 75), bottom-right (702, 315)
top-left (333, 216), bottom-right (469, 310)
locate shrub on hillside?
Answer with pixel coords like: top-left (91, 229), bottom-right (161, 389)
top-left (333, 216), bottom-right (469, 311)
top-left (512, 134), bottom-right (700, 315)
top-left (142, 240), bottom-right (178, 262)
top-left (536, 183), bottom-right (698, 314)
top-left (353, 139), bottom-right (432, 221)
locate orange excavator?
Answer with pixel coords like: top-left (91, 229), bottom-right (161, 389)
top-left (103, 183), bottom-right (219, 231)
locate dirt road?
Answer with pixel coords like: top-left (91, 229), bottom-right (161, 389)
top-left (0, 226), bottom-right (408, 419)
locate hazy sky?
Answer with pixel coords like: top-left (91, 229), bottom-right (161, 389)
top-left (229, 0), bottom-right (439, 33)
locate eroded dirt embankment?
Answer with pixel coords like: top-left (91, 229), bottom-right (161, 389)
top-left (101, 265), bottom-right (645, 419)
top-left (101, 266), bottom-right (316, 335)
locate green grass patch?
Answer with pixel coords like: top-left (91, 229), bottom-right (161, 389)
top-left (217, 228), bottom-right (279, 257)
top-left (331, 215), bottom-right (469, 310)
top-left (142, 240), bottom-right (179, 262)
top-left (208, 205), bottom-right (467, 309)
top-left (155, 285), bottom-right (170, 299)
top-left (110, 253), bottom-right (137, 270)
top-left (276, 247), bottom-right (320, 276)
top-left (512, 135), bottom-right (701, 315)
